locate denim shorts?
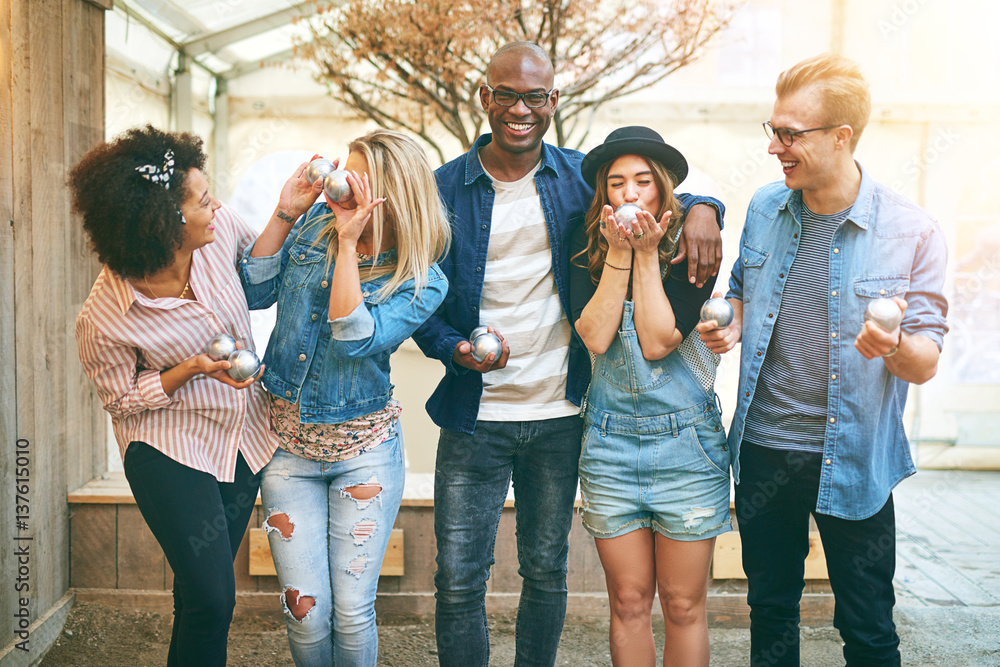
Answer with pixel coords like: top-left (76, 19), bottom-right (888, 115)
top-left (579, 402), bottom-right (732, 542)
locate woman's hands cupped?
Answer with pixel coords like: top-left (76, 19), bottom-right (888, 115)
top-left (599, 205), bottom-right (633, 252)
top-left (278, 154), bottom-right (331, 220)
top-left (625, 209), bottom-right (669, 254)
top-left (330, 171), bottom-right (386, 247)
top-left (192, 354), bottom-right (264, 389)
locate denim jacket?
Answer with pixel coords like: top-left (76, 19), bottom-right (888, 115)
top-left (239, 202), bottom-right (448, 424)
top-left (727, 163), bottom-right (948, 520)
top-left (412, 133), bottom-right (725, 433)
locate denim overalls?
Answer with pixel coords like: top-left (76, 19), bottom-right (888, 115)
top-left (579, 300), bottom-right (732, 541)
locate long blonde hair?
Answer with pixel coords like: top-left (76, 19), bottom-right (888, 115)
top-left (572, 155), bottom-right (683, 288)
top-left (311, 129), bottom-right (451, 299)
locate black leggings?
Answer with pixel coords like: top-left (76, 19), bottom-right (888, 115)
top-left (123, 442), bottom-right (261, 666)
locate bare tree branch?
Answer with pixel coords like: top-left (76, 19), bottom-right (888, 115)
top-left (292, 0), bottom-right (740, 159)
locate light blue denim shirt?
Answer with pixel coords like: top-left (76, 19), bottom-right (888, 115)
top-left (726, 163), bottom-right (948, 520)
top-left (239, 201), bottom-right (448, 424)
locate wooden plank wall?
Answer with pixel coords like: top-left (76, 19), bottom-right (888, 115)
top-left (0, 0), bottom-right (108, 660)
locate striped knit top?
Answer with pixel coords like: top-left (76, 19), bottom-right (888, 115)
top-left (75, 205), bottom-right (277, 481)
top-left (743, 204), bottom-right (851, 453)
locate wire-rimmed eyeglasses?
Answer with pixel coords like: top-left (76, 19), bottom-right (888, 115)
top-left (763, 120), bottom-right (841, 147)
top-left (484, 85), bottom-right (555, 108)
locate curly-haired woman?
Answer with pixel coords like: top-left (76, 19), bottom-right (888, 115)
top-left (71, 125), bottom-right (319, 666)
top-left (239, 129), bottom-right (450, 666)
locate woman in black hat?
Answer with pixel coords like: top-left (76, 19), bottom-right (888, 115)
top-left (570, 126), bottom-right (733, 665)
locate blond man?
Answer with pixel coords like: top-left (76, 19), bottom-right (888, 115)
top-left (698, 54), bottom-right (948, 666)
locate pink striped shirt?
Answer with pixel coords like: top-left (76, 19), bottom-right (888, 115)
top-left (75, 205), bottom-right (277, 482)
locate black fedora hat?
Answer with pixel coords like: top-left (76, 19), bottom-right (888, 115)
top-left (580, 126), bottom-right (688, 189)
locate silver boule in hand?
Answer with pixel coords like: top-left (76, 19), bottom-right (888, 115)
top-left (469, 327), bottom-right (502, 363)
top-left (227, 349), bottom-right (261, 382)
top-left (865, 298), bottom-right (903, 332)
top-left (323, 170), bottom-right (352, 203)
top-left (614, 203), bottom-right (642, 226)
top-left (700, 298), bottom-right (734, 328)
top-left (203, 333), bottom-right (238, 361)
top-left (305, 158), bottom-right (335, 185)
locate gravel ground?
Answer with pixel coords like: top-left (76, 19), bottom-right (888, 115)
top-left (38, 601), bottom-right (1000, 666)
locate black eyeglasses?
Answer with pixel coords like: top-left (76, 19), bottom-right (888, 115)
top-left (763, 121), bottom-right (841, 147)
top-left (484, 85), bottom-right (555, 108)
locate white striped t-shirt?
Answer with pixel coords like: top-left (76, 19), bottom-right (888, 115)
top-left (75, 205), bottom-right (278, 481)
top-left (476, 157), bottom-right (579, 421)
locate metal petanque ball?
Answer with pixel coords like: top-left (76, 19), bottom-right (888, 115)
top-left (203, 333), bottom-right (238, 361)
top-left (700, 297), bottom-right (734, 328)
top-left (323, 169), bottom-right (353, 203)
top-left (865, 298), bottom-right (903, 332)
top-left (469, 327), bottom-right (502, 363)
top-left (614, 203), bottom-right (642, 226)
top-left (305, 158), bottom-right (335, 185)
top-left (227, 349), bottom-right (261, 382)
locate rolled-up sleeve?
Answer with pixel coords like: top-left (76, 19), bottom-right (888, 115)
top-left (76, 317), bottom-right (172, 418)
top-left (329, 270), bottom-right (449, 359)
top-left (903, 222), bottom-right (949, 350)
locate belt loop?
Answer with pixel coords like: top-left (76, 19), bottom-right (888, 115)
top-left (600, 413), bottom-right (609, 437)
top-left (670, 413), bottom-right (678, 438)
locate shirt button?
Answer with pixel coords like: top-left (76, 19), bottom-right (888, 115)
top-left (756, 351), bottom-right (762, 357)
top-left (768, 313), bottom-right (774, 318)
top-left (481, 224), bottom-right (488, 230)
top-left (825, 459), bottom-right (832, 465)
top-left (298, 353), bottom-right (307, 361)
top-left (831, 332), bottom-right (837, 338)
top-left (831, 290), bottom-right (837, 296)
top-left (476, 267), bottom-right (482, 272)
top-left (299, 253), bottom-right (306, 260)
top-left (242, 259), bottom-right (247, 264)
top-left (744, 258), bottom-right (748, 265)
top-left (745, 391), bottom-right (750, 397)
top-left (779, 273), bottom-right (785, 278)
top-left (362, 290), bottom-right (370, 297)
top-left (321, 280), bottom-right (329, 288)
top-left (285, 391), bottom-right (292, 398)
top-left (880, 289), bottom-right (886, 295)
top-left (831, 374), bottom-right (837, 380)
top-left (829, 417), bottom-right (835, 423)
top-left (833, 248), bottom-right (840, 254)
top-left (793, 233), bottom-right (799, 239)
top-left (311, 314), bottom-right (318, 321)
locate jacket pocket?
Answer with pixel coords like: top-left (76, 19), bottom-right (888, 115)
top-left (853, 275), bottom-right (910, 324)
top-left (740, 244), bottom-right (768, 303)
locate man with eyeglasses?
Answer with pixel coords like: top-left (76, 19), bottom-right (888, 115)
top-left (413, 41), bottom-right (724, 666)
top-left (698, 54), bottom-right (948, 666)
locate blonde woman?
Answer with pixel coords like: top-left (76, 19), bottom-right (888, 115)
top-left (239, 129), bottom-right (451, 665)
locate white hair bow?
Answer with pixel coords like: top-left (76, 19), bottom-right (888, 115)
top-left (135, 149), bottom-right (175, 189)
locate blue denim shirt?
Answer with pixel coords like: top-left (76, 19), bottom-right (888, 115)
top-left (239, 202), bottom-right (448, 424)
top-left (412, 133), bottom-right (725, 433)
top-left (726, 163), bottom-right (948, 520)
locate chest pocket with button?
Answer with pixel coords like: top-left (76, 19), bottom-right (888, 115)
top-left (740, 244), bottom-right (769, 304)
top-left (284, 242), bottom-right (327, 292)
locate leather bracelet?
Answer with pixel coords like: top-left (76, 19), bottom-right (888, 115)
top-left (276, 210), bottom-right (297, 224)
top-left (605, 261), bottom-right (632, 271)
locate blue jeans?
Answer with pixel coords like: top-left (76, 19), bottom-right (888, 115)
top-left (124, 442), bottom-right (260, 667)
top-left (260, 427), bottom-right (404, 667)
top-left (433, 416), bottom-right (583, 667)
top-left (736, 441), bottom-right (900, 667)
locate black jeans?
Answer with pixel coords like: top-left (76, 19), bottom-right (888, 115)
top-left (123, 442), bottom-right (260, 667)
top-left (735, 441), bottom-right (900, 667)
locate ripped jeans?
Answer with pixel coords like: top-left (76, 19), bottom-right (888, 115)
top-left (260, 425), bottom-right (404, 666)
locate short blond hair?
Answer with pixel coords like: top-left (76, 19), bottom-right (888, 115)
top-left (776, 54), bottom-right (871, 151)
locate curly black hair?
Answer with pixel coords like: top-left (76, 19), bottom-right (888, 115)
top-left (68, 125), bottom-right (207, 279)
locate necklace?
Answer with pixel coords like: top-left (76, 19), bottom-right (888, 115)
top-left (144, 276), bottom-right (191, 300)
